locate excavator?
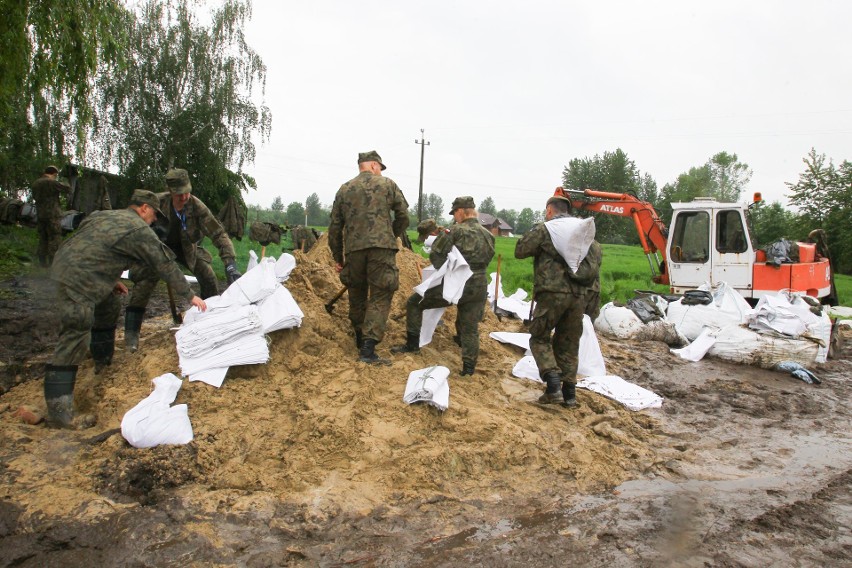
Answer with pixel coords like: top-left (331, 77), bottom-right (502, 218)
top-left (552, 187), bottom-right (837, 305)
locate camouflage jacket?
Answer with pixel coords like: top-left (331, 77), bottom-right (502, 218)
top-left (152, 193), bottom-right (236, 267)
top-left (52, 208), bottom-right (194, 305)
top-left (31, 176), bottom-right (69, 219)
top-left (515, 215), bottom-right (602, 296)
top-left (430, 218), bottom-right (495, 275)
top-left (328, 171), bottom-right (409, 264)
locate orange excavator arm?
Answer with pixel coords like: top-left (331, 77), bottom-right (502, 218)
top-left (553, 187), bottom-right (670, 285)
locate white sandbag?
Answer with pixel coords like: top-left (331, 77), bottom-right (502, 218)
top-left (594, 303), bottom-right (645, 339)
top-left (670, 327), bottom-right (717, 361)
top-left (246, 250), bottom-right (259, 271)
top-left (543, 216), bottom-right (595, 272)
top-left (121, 373), bottom-right (193, 448)
top-left (419, 307), bottom-right (447, 347)
top-left (413, 246), bottom-right (472, 304)
top-left (666, 282), bottom-right (752, 341)
top-left (577, 375), bottom-right (663, 411)
top-left (403, 366), bottom-right (450, 411)
top-left (509, 316), bottom-right (606, 380)
top-left (707, 324), bottom-right (821, 368)
top-left (274, 253), bottom-right (296, 282)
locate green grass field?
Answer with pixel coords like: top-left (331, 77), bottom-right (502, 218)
top-left (3, 223), bottom-right (847, 307)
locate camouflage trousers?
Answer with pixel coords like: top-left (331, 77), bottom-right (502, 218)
top-left (127, 254), bottom-right (218, 309)
top-left (340, 248), bottom-right (399, 343)
top-left (37, 216), bottom-right (62, 263)
top-left (529, 291), bottom-right (586, 385)
top-left (52, 285), bottom-right (121, 366)
top-left (405, 276), bottom-right (487, 367)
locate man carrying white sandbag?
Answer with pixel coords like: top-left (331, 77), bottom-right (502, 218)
top-left (515, 195), bottom-right (601, 407)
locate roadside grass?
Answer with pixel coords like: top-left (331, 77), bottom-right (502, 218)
top-left (0, 225), bottom-right (38, 279)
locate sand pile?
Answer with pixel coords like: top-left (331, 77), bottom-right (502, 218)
top-left (0, 237), bottom-right (661, 521)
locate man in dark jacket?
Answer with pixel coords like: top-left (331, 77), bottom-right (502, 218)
top-left (392, 196), bottom-right (495, 375)
top-left (328, 151), bottom-right (409, 364)
top-left (515, 195), bottom-right (602, 407)
top-left (124, 168), bottom-right (241, 352)
top-left (48, 190), bottom-right (207, 428)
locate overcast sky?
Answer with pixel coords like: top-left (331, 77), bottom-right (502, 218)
top-left (243, 0), bottom-right (852, 216)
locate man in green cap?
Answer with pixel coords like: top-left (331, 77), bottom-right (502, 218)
top-left (514, 195), bottom-right (602, 408)
top-left (47, 190), bottom-right (207, 428)
top-left (124, 168), bottom-right (241, 352)
top-left (328, 150), bottom-right (409, 364)
top-left (392, 196), bottom-right (495, 376)
top-left (30, 165), bottom-right (70, 267)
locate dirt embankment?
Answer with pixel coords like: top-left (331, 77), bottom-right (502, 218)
top-left (0, 234), bottom-right (850, 566)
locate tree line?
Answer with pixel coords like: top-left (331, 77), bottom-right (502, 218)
top-left (1, 0), bottom-right (269, 213)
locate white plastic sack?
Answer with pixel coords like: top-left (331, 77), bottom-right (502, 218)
top-left (121, 373), bottom-right (193, 448)
top-left (576, 375), bottom-right (663, 411)
top-left (666, 282), bottom-right (752, 341)
top-left (509, 316), bottom-right (606, 380)
top-left (543, 216), bottom-right (595, 272)
top-left (594, 303), bottom-right (645, 339)
top-left (707, 324), bottom-right (822, 367)
top-left (670, 327), bottom-right (717, 361)
top-left (413, 246), bottom-right (472, 304)
top-left (403, 366), bottom-right (450, 411)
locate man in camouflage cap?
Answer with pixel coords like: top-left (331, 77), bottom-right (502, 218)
top-left (514, 195), bottom-right (602, 408)
top-left (415, 218), bottom-right (440, 242)
top-left (328, 150), bottom-right (409, 364)
top-left (46, 190), bottom-right (207, 428)
top-left (291, 225), bottom-right (318, 253)
top-left (30, 165), bottom-right (70, 266)
top-left (392, 196), bottom-right (495, 376)
top-left (124, 168), bottom-right (241, 352)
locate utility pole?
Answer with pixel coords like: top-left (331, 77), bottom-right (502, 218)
top-left (414, 129), bottom-right (430, 222)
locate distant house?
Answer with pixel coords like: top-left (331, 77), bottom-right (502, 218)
top-left (478, 213), bottom-right (513, 237)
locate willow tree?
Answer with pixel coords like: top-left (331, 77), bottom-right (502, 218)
top-left (0, 0), bottom-right (128, 195)
top-left (95, 0), bottom-right (271, 210)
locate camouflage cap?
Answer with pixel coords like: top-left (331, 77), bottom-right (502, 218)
top-left (44, 165), bottom-right (60, 175)
top-left (130, 189), bottom-right (165, 218)
top-left (165, 168), bottom-right (192, 194)
top-left (546, 195), bottom-right (572, 209)
top-left (357, 150), bottom-right (386, 171)
top-left (448, 196), bottom-right (475, 215)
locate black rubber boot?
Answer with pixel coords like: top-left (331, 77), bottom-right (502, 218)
top-left (538, 371), bottom-right (563, 404)
top-left (359, 338), bottom-right (390, 366)
top-left (124, 307), bottom-right (145, 353)
top-left (44, 364), bottom-right (94, 429)
top-left (391, 332), bottom-right (421, 354)
top-left (90, 327), bottom-right (116, 374)
top-left (460, 361), bottom-right (475, 376)
top-left (562, 381), bottom-right (577, 407)
top-left (354, 329), bottom-right (364, 350)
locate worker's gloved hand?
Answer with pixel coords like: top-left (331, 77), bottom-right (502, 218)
top-left (225, 262), bottom-right (242, 284)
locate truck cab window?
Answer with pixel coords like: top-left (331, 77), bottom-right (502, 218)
top-left (670, 211), bottom-right (709, 263)
top-left (716, 210), bottom-right (747, 253)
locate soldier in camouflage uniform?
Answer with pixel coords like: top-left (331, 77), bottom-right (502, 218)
top-left (47, 190), bottom-right (207, 428)
top-left (515, 196), bottom-right (602, 407)
top-left (31, 165), bottom-right (70, 266)
top-left (328, 150), bottom-right (409, 364)
top-left (124, 168), bottom-right (241, 352)
top-left (291, 225), bottom-right (318, 252)
top-left (392, 197), bottom-right (495, 376)
top-left (415, 218), bottom-right (441, 242)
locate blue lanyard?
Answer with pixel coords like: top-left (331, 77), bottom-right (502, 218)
top-left (173, 206), bottom-right (187, 230)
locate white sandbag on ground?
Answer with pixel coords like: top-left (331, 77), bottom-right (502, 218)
top-left (666, 282), bottom-right (752, 341)
top-left (576, 375), bottom-right (663, 411)
top-left (670, 328), bottom-right (717, 361)
top-left (403, 366), bottom-right (450, 411)
top-left (707, 324), bottom-right (822, 368)
top-left (121, 373), bottom-right (193, 448)
top-left (595, 303), bottom-right (686, 346)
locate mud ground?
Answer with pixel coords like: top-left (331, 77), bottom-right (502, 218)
top-left (0, 240), bottom-right (850, 567)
